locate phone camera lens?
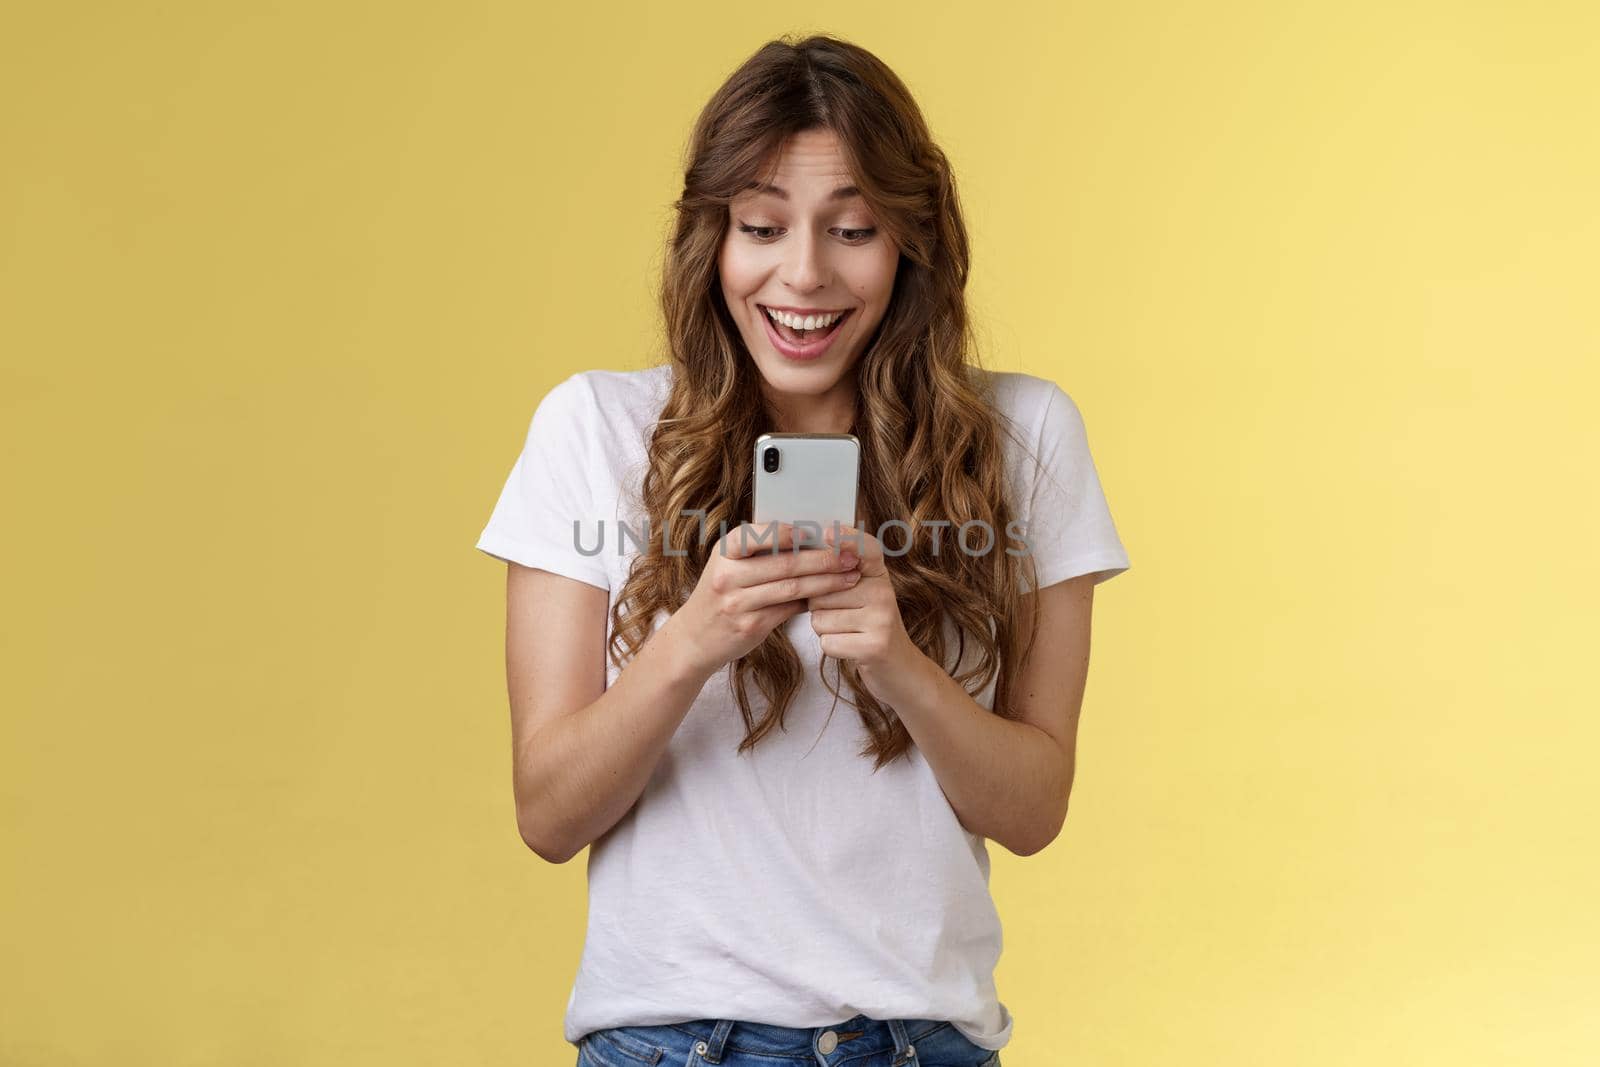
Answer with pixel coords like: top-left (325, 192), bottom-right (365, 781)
top-left (763, 447), bottom-right (780, 473)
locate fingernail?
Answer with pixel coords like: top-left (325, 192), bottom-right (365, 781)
top-left (840, 550), bottom-right (858, 567)
top-left (844, 570), bottom-right (861, 583)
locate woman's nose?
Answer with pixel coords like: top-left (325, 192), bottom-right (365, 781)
top-left (779, 229), bottom-right (828, 290)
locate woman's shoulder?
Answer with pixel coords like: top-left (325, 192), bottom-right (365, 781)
top-left (540, 363), bottom-right (674, 432)
top-left (553, 364), bottom-right (672, 419)
top-left (969, 365), bottom-right (1070, 432)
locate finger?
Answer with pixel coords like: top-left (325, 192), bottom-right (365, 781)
top-left (736, 568), bottom-right (862, 612)
top-left (817, 633), bottom-right (870, 660)
top-left (808, 606), bottom-right (866, 634)
top-left (721, 521), bottom-right (802, 560)
top-left (805, 585), bottom-right (868, 611)
top-left (750, 597), bottom-right (808, 635)
top-left (822, 523), bottom-right (885, 575)
top-left (729, 543), bottom-right (858, 588)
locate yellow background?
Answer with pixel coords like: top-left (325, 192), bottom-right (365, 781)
top-left (2, 2), bottom-right (1595, 1064)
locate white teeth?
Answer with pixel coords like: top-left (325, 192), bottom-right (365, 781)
top-left (764, 306), bottom-right (844, 330)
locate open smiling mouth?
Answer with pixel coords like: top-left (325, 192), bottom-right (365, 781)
top-left (757, 305), bottom-right (854, 359)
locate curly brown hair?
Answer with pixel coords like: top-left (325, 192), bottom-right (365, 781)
top-left (606, 33), bottom-right (1040, 770)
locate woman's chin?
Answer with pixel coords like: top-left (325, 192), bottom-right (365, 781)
top-left (755, 354), bottom-right (848, 393)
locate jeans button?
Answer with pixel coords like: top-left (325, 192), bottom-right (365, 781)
top-left (694, 1040), bottom-right (708, 1055)
top-left (818, 1030), bottom-right (839, 1054)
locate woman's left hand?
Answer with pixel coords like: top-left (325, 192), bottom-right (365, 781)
top-left (807, 524), bottom-right (920, 692)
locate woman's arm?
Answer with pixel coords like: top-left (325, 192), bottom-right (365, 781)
top-left (808, 524), bottom-right (1098, 856)
top-left (501, 524), bottom-right (863, 864)
top-left (874, 574), bottom-right (1096, 857)
top-left (502, 564), bottom-right (713, 864)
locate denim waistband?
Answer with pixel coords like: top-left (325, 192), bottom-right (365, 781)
top-left (664, 1015), bottom-right (947, 1063)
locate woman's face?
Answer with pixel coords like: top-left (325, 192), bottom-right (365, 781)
top-left (719, 128), bottom-right (900, 427)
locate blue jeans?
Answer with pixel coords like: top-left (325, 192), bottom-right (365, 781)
top-left (575, 1015), bottom-right (1002, 1067)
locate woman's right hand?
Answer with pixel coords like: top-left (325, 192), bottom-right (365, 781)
top-left (669, 521), bottom-right (862, 676)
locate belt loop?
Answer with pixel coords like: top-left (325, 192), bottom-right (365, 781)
top-left (699, 1019), bottom-right (735, 1063)
top-left (887, 1019), bottom-right (919, 1065)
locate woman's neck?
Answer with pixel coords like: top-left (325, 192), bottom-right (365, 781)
top-left (762, 381), bottom-right (858, 435)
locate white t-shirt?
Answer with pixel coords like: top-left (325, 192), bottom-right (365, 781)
top-left (475, 363), bottom-right (1130, 1052)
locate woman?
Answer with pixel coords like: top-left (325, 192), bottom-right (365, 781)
top-left (476, 33), bottom-right (1130, 1067)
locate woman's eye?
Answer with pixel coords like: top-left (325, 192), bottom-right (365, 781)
top-left (736, 223), bottom-right (878, 243)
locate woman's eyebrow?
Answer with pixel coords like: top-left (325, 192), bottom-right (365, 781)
top-left (744, 181), bottom-right (862, 202)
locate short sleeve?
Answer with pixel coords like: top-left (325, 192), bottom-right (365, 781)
top-left (1017, 383), bottom-right (1131, 592)
top-left (474, 373), bottom-right (610, 591)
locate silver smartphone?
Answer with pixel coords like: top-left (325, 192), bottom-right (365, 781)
top-left (751, 432), bottom-right (860, 545)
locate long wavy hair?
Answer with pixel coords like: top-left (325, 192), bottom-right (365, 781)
top-left (606, 33), bottom-right (1041, 770)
